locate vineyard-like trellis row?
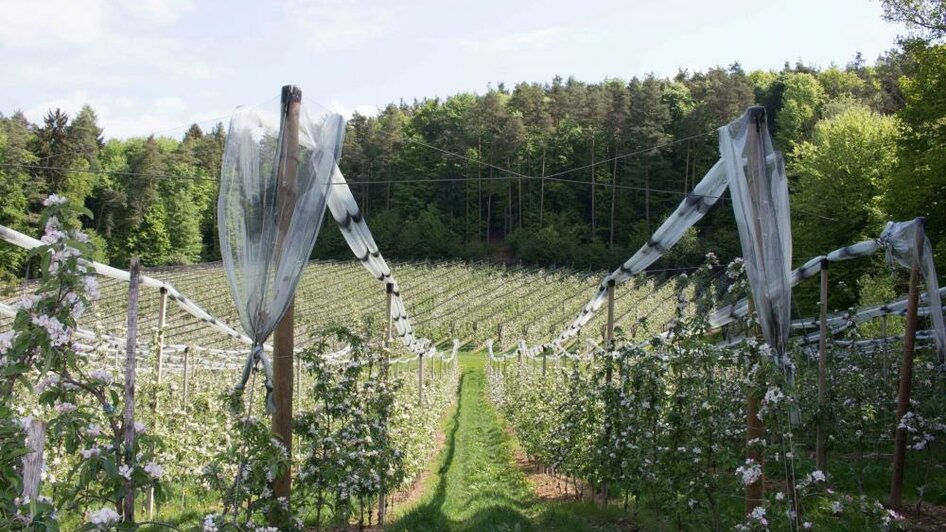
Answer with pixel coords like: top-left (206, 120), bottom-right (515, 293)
top-left (487, 263), bottom-right (946, 530)
top-left (1, 258), bottom-right (687, 363)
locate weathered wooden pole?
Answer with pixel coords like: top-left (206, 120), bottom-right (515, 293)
top-left (272, 84), bottom-right (301, 504)
top-left (606, 280), bottom-right (616, 349)
top-left (122, 257), bottom-right (141, 522)
top-left (21, 419), bottom-right (45, 503)
top-left (182, 346), bottom-right (190, 403)
top-left (385, 283), bottom-right (394, 346)
top-left (148, 285), bottom-right (168, 519)
top-left (741, 108), bottom-right (774, 516)
top-left (155, 286), bottom-right (168, 385)
top-left (816, 258), bottom-right (829, 472)
top-left (542, 347), bottom-right (547, 377)
top-left (889, 217), bottom-right (925, 509)
top-left (418, 353), bottom-right (424, 405)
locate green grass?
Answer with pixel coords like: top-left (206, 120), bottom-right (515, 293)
top-left (388, 353), bottom-right (627, 531)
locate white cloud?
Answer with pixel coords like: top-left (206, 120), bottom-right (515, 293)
top-left (460, 28), bottom-right (599, 53)
top-left (25, 90), bottom-right (107, 122)
top-left (23, 89), bottom-right (223, 139)
top-left (329, 101), bottom-right (378, 120)
top-left (119, 0), bottom-right (196, 25)
top-left (152, 96), bottom-right (187, 112)
top-left (0, 0), bottom-right (105, 48)
top-left (280, 0), bottom-right (393, 51)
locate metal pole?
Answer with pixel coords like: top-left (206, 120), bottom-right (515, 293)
top-left (890, 217), bottom-right (925, 509)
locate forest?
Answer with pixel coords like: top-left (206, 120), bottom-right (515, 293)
top-left (1, 31), bottom-right (944, 314)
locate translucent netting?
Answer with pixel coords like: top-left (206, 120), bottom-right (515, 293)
top-left (708, 239), bottom-right (882, 329)
top-left (0, 225), bottom-right (253, 347)
top-left (552, 160), bottom-right (728, 345)
top-left (542, 109), bottom-right (789, 360)
top-left (879, 219), bottom-right (946, 362)
top-left (218, 96), bottom-right (345, 410)
top-left (327, 165), bottom-right (434, 356)
top-left (719, 107), bottom-right (793, 365)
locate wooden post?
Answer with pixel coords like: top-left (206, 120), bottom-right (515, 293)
top-left (385, 283), bottom-right (394, 346)
top-left (889, 217), bottom-right (926, 509)
top-left (418, 353), bottom-right (424, 405)
top-left (122, 257), bottom-right (141, 523)
top-left (272, 84), bottom-right (301, 505)
top-left (148, 286), bottom-right (168, 520)
top-left (155, 287), bottom-right (168, 386)
top-left (745, 298), bottom-right (764, 515)
top-left (21, 419), bottom-right (45, 503)
top-left (606, 280), bottom-right (616, 349)
top-left (542, 348), bottom-right (547, 377)
top-left (378, 344), bottom-right (390, 526)
top-left (182, 346), bottom-right (190, 403)
top-left (816, 259), bottom-right (829, 472)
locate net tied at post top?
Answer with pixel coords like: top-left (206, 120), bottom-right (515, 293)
top-left (217, 87), bottom-right (346, 412)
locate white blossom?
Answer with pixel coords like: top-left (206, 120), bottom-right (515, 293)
top-left (87, 507), bottom-right (120, 526)
top-left (43, 194), bottom-right (68, 207)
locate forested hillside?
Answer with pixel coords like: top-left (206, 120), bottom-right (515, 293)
top-left (2, 41), bottom-right (944, 312)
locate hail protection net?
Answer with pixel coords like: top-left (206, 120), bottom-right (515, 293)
top-left (326, 165), bottom-right (431, 355)
top-left (218, 89), bottom-right (345, 411)
top-left (718, 107), bottom-right (793, 367)
top-left (879, 219), bottom-right (946, 363)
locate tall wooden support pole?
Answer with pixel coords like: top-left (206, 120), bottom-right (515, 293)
top-left (542, 348), bottom-right (547, 377)
top-left (418, 354), bottom-right (424, 405)
top-left (21, 419), bottom-right (45, 503)
top-left (385, 283), bottom-right (394, 346)
top-left (155, 287), bottom-right (168, 386)
top-left (273, 84), bottom-right (301, 505)
top-left (816, 259), bottom-right (829, 472)
top-left (742, 108), bottom-right (772, 516)
top-left (182, 346), bottom-right (190, 403)
top-left (606, 280), bottom-right (616, 349)
top-left (148, 286), bottom-right (168, 519)
top-left (122, 258), bottom-right (141, 522)
top-left (889, 217), bottom-right (926, 509)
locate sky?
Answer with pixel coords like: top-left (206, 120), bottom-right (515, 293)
top-left (0, 0), bottom-right (906, 139)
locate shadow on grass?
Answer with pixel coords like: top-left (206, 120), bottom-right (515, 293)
top-left (389, 371), bottom-right (535, 531)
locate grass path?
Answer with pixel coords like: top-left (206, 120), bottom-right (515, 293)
top-left (388, 354), bottom-right (624, 531)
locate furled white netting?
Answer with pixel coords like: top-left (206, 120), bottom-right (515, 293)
top-left (708, 240), bottom-right (882, 328)
top-left (218, 91), bottom-right (345, 411)
top-left (326, 165), bottom-right (434, 356)
top-left (536, 108), bottom-right (794, 364)
top-left (719, 108), bottom-right (793, 367)
top-left (879, 219), bottom-right (946, 362)
top-left (0, 225), bottom-right (253, 347)
top-left (552, 160), bottom-right (727, 345)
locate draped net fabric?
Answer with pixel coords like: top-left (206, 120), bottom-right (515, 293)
top-left (218, 95), bottom-right (345, 411)
top-left (326, 165), bottom-right (434, 356)
top-left (552, 160), bottom-right (728, 345)
top-left (540, 108), bottom-right (792, 363)
top-left (718, 107), bottom-right (793, 367)
top-left (879, 219), bottom-right (946, 362)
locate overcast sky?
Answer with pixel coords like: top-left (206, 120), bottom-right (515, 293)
top-left (0, 0), bottom-right (905, 139)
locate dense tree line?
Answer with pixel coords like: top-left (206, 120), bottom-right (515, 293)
top-left (1, 19), bottom-right (944, 313)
